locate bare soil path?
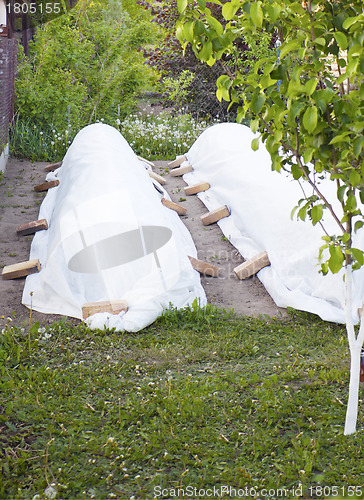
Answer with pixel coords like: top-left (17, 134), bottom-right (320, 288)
top-left (0, 157), bottom-right (286, 325)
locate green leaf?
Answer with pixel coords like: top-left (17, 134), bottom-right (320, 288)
top-left (206, 15), bottom-right (223, 35)
top-left (315, 37), bottom-right (326, 47)
top-left (354, 220), bottom-right (364, 232)
top-left (303, 147), bottom-right (315, 164)
top-left (183, 20), bottom-right (195, 43)
top-left (251, 92), bottom-right (266, 113)
top-left (287, 100), bottom-right (305, 126)
top-left (304, 78), bottom-right (318, 96)
top-left (342, 16), bottom-right (358, 30)
top-left (250, 118), bottom-right (259, 133)
top-left (329, 132), bottom-right (351, 145)
top-left (266, 3), bottom-right (281, 22)
top-left (291, 163), bottom-right (303, 180)
top-left (222, 1), bottom-right (239, 21)
top-left (199, 41), bottom-right (213, 62)
top-left (177, 0), bottom-right (188, 14)
top-left (351, 248), bottom-right (364, 268)
top-left (303, 106), bottom-right (318, 133)
top-left (328, 245), bottom-right (345, 274)
top-left (310, 205), bottom-right (323, 225)
top-left (251, 137), bottom-right (259, 151)
top-left (250, 1), bottom-right (263, 28)
top-left (354, 136), bottom-right (364, 157)
top-left (359, 190), bottom-right (364, 205)
top-left (346, 194), bottom-right (357, 212)
top-left (349, 170), bottom-right (361, 188)
top-left (298, 206), bottom-right (307, 221)
top-left (337, 185), bottom-right (346, 202)
top-left (279, 40), bottom-right (300, 59)
top-left (216, 75), bottom-right (231, 101)
top-left (333, 32), bottom-right (348, 50)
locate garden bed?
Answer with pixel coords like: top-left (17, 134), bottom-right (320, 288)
top-left (0, 156), bottom-right (284, 324)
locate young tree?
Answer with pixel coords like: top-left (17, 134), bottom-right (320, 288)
top-left (177, 0), bottom-right (364, 434)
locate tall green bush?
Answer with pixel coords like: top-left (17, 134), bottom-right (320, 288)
top-left (14, 0), bottom-right (161, 133)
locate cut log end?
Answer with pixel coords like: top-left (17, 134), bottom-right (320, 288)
top-left (161, 198), bottom-right (187, 216)
top-left (170, 164), bottom-right (193, 177)
top-left (82, 300), bottom-right (129, 319)
top-left (2, 259), bottom-right (41, 280)
top-left (184, 182), bottom-right (210, 196)
top-left (34, 180), bottom-right (60, 192)
top-left (168, 155), bottom-right (187, 169)
top-left (16, 218), bottom-right (48, 236)
top-left (188, 256), bottom-right (219, 277)
top-left (200, 205), bottom-right (230, 226)
top-left (234, 251), bottom-right (270, 280)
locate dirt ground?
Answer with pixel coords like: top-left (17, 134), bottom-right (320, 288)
top-left (0, 157), bottom-right (286, 325)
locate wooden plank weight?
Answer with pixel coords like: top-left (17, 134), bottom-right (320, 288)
top-left (234, 251), bottom-right (270, 280)
top-left (2, 259), bottom-right (41, 280)
top-left (34, 180), bottom-right (60, 192)
top-left (170, 164), bottom-right (193, 177)
top-left (148, 170), bottom-right (166, 185)
top-left (184, 182), bottom-right (210, 196)
top-left (188, 256), bottom-right (219, 277)
top-left (16, 218), bottom-right (48, 236)
top-left (138, 155), bottom-right (155, 168)
top-left (82, 299), bottom-right (128, 319)
top-left (161, 198), bottom-right (187, 216)
top-left (43, 161), bottom-right (62, 172)
top-left (200, 205), bottom-right (230, 226)
top-left (168, 155), bottom-right (187, 168)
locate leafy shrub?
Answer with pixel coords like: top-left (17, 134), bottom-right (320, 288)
top-left (138, 0), bottom-right (275, 120)
top-left (14, 0), bottom-right (161, 134)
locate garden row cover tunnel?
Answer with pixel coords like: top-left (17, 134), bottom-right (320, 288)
top-left (22, 122), bottom-right (364, 331)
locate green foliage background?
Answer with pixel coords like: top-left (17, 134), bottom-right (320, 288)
top-left (14, 0), bottom-right (161, 133)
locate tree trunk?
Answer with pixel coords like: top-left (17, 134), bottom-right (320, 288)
top-left (344, 265), bottom-right (364, 435)
top-left (344, 343), bottom-right (362, 435)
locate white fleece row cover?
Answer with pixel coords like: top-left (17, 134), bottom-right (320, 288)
top-left (22, 124), bottom-right (206, 332)
top-left (183, 123), bottom-right (364, 324)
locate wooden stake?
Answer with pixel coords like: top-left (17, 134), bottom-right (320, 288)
top-left (168, 155), bottom-right (187, 168)
top-left (184, 182), bottom-right (210, 196)
top-left (34, 180), bottom-right (60, 192)
top-left (2, 259), bottom-right (41, 280)
top-left (170, 164), bottom-right (193, 177)
top-left (16, 218), bottom-right (48, 236)
top-left (188, 256), bottom-right (219, 277)
top-left (148, 170), bottom-right (166, 185)
top-left (138, 156), bottom-right (155, 168)
top-left (44, 161), bottom-right (62, 172)
top-left (234, 251), bottom-right (270, 280)
top-left (200, 205), bottom-right (230, 226)
top-left (161, 198), bottom-right (187, 216)
top-left (82, 299), bottom-right (128, 319)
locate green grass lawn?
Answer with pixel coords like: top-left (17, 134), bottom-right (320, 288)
top-left (1, 304), bottom-right (363, 499)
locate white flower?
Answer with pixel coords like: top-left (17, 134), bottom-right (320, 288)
top-left (44, 485), bottom-right (57, 499)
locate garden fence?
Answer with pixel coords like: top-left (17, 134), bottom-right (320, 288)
top-left (0, 37), bottom-right (17, 155)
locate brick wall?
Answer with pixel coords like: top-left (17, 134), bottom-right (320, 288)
top-left (0, 37), bottom-right (16, 155)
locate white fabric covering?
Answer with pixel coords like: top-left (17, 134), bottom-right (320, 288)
top-left (22, 124), bottom-right (206, 331)
top-left (183, 123), bottom-right (364, 324)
